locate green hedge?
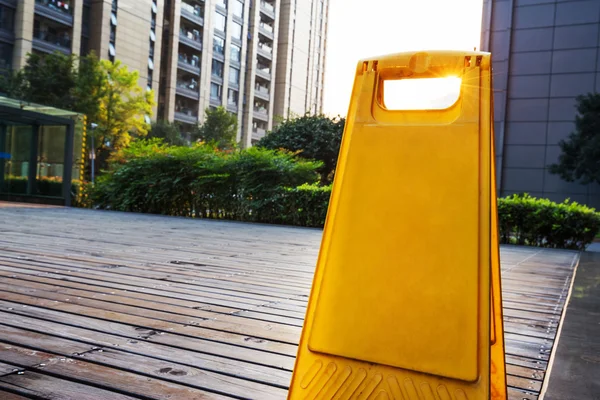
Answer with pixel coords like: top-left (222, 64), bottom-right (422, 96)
top-left (90, 142), bottom-right (600, 248)
top-left (91, 141), bottom-right (325, 224)
top-left (498, 194), bottom-right (600, 250)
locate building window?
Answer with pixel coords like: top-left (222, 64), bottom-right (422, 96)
top-left (0, 5), bottom-right (15, 31)
top-left (214, 11), bottom-right (226, 32)
top-left (230, 45), bottom-right (241, 62)
top-left (232, 0), bottom-right (243, 18)
top-left (213, 36), bottom-right (225, 55)
top-left (231, 21), bottom-right (242, 40)
top-left (212, 59), bottom-right (224, 78)
top-left (0, 42), bottom-right (12, 73)
top-left (229, 67), bottom-right (240, 85)
top-left (228, 89), bottom-right (238, 106)
top-left (216, 0), bottom-right (227, 9)
top-left (210, 82), bottom-right (222, 100)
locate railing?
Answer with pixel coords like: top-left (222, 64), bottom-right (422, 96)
top-left (181, 2), bottom-right (204, 26)
top-left (254, 85), bottom-right (270, 100)
top-left (174, 110), bottom-right (198, 125)
top-left (35, 0), bottom-right (72, 15)
top-left (260, 1), bottom-right (275, 18)
top-left (256, 65), bottom-right (271, 79)
top-left (176, 81), bottom-right (200, 99)
top-left (261, 1), bottom-right (274, 13)
top-left (258, 42), bottom-right (272, 55)
top-left (35, 0), bottom-right (74, 26)
top-left (177, 55), bottom-right (201, 75)
top-left (259, 22), bottom-right (273, 33)
top-left (179, 31), bottom-right (203, 50)
top-left (33, 29), bottom-right (71, 50)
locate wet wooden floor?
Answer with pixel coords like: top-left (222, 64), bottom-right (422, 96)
top-left (0, 203), bottom-right (578, 399)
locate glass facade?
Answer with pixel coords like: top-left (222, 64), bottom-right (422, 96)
top-left (213, 36), bottom-right (225, 55)
top-left (212, 59), bottom-right (223, 78)
top-left (231, 22), bottom-right (242, 39)
top-left (232, 0), bottom-right (243, 18)
top-left (230, 45), bottom-right (241, 62)
top-left (214, 11), bottom-right (226, 32)
top-left (0, 96), bottom-right (84, 205)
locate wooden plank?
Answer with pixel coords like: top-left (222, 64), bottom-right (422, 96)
top-left (0, 310), bottom-right (294, 383)
top-left (0, 371), bottom-right (141, 400)
top-left (0, 275), bottom-right (304, 326)
top-left (0, 284), bottom-right (302, 343)
top-left (0, 388), bottom-right (34, 400)
top-left (0, 292), bottom-right (299, 356)
top-left (0, 327), bottom-right (284, 399)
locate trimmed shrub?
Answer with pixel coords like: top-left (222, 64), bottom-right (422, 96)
top-left (91, 142), bottom-right (322, 222)
top-left (497, 193), bottom-right (600, 250)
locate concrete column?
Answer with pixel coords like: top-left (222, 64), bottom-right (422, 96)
top-left (12, 0), bottom-right (35, 70)
top-left (71, 0), bottom-right (84, 56)
top-left (164, 0), bottom-right (182, 122)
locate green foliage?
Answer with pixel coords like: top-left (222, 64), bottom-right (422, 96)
top-left (94, 59), bottom-right (154, 151)
top-left (549, 93), bottom-right (600, 185)
top-left (252, 184), bottom-right (332, 227)
top-left (256, 114), bottom-right (345, 183)
top-left (497, 193), bottom-right (600, 250)
top-left (91, 143), bottom-right (321, 222)
top-left (192, 107), bottom-right (238, 149)
top-left (15, 52), bottom-right (77, 108)
top-left (147, 121), bottom-right (187, 146)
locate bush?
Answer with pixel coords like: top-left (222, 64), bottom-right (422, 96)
top-left (91, 141), bottom-right (323, 223)
top-left (497, 194), bottom-right (600, 250)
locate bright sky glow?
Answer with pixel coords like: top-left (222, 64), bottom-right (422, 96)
top-left (323, 0), bottom-right (484, 116)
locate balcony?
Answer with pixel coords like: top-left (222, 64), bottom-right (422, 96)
top-left (179, 31), bottom-right (203, 52)
top-left (32, 29), bottom-right (71, 54)
top-left (178, 60), bottom-right (200, 75)
top-left (176, 81), bottom-right (200, 100)
top-left (254, 85), bottom-right (270, 101)
top-left (257, 42), bottom-right (272, 59)
top-left (256, 65), bottom-right (271, 80)
top-left (253, 127), bottom-right (266, 136)
top-left (253, 107), bottom-right (268, 121)
top-left (181, 2), bottom-right (204, 27)
top-left (259, 22), bottom-right (274, 39)
top-left (35, 0), bottom-right (74, 26)
top-left (177, 54), bottom-right (201, 75)
top-left (260, 1), bottom-right (275, 19)
top-left (174, 111), bottom-right (198, 125)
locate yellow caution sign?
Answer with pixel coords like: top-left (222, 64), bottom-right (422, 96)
top-left (289, 51), bottom-right (507, 399)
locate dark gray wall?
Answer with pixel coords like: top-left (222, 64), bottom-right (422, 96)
top-left (481, 0), bottom-right (600, 208)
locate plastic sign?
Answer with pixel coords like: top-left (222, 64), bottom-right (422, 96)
top-left (288, 51), bottom-right (507, 400)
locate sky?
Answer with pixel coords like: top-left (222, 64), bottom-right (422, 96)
top-left (322, 0), bottom-right (485, 116)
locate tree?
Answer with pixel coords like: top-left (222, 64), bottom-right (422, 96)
top-left (147, 121), bottom-right (188, 146)
top-left (549, 93), bottom-right (600, 185)
top-left (0, 52), bottom-right (77, 109)
top-left (94, 59), bottom-right (154, 155)
top-left (192, 106), bottom-right (238, 149)
top-left (256, 114), bottom-right (345, 183)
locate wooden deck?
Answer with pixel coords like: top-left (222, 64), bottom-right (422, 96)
top-left (0, 203), bottom-right (578, 399)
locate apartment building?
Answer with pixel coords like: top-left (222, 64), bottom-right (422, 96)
top-left (158, 0), bottom-right (329, 146)
top-left (0, 0), bottom-right (329, 147)
top-left (481, 0), bottom-right (600, 208)
top-left (0, 0), bottom-right (162, 116)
